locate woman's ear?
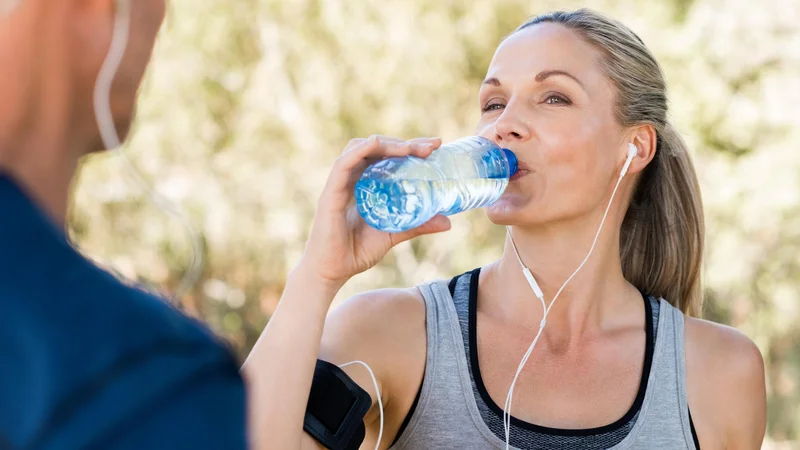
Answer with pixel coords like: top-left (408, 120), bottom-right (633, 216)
top-left (625, 124), bottom-right (657, 176)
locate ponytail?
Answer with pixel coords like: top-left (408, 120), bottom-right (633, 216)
top-left (620, 123), bottom-right (705, 316)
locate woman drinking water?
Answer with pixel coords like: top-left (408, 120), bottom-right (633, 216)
top-left (244, 9), bottom-right (767, 450)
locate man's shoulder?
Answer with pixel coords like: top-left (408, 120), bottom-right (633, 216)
top-left (0, 254), bottom-right (241, 448)
top-left (1, 251), bottom-right (231, 363)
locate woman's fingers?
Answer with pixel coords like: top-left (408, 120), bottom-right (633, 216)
top-left (340, 135), bottom-right (440, 162)
top-left (321, 136), bottom-right (442, 208)
top-left (388, 215), bottom-right (452, 247)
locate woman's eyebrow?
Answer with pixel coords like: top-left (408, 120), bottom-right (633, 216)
top-left (482, 70), bottom-right (586, 91)
top-left (535, 70), bottom-right (585, 90)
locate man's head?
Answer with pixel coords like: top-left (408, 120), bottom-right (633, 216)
top-left (0, 0), bottom-right (166, 156)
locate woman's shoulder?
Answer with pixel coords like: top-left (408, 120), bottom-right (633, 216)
top-left (683, 315), bottom-right (767, 448)
top-left (683, 315), bottom-right (764, 383)
top-left (318, 286), bottom-right (429, 431)
top-left (319, 286), bottom-right (427, 375)
top-left (327, 286), bottom-right (426, 338)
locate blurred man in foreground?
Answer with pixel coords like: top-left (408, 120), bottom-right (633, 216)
top-left (0, 1), bottom-right (248, 448)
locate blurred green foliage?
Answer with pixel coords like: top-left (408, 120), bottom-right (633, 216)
top-left (68, 0), bottom-right (800, 444)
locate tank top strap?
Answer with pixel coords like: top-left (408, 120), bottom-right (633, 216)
top-left (669, 301), bottom-right (698, 448)
top-left (391, 280), bottom-right (510, 449)
top-left (611, 299), bottom-right (697, 449)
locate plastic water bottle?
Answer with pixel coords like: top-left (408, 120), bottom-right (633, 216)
top-left (355, 136), bottom-right (518, 232)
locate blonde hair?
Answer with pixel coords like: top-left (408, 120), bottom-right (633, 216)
top-left (517, 10), bottom-right (705, 316)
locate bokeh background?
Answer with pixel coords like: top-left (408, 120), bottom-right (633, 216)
top-left (68, 0), bottom-right (800, 446)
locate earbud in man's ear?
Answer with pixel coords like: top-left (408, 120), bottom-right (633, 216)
top-left (620, 143), bottom-right (637, 178)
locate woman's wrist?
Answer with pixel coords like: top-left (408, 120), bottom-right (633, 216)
top-left (288, 260), bottom-right (347, 300)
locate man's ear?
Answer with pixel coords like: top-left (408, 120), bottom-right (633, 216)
top-left (70, 0), bottom-right (117, 40)
top-left (68, 0), bottom-right (118, 85)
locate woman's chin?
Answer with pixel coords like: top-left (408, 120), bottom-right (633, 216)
top-left (486, 196), bottom-right (525, 225)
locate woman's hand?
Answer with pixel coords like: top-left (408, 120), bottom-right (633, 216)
top-left (298, 135), bottom-right (452, 290)
top-left (245, 135), bottom-right (451, 450)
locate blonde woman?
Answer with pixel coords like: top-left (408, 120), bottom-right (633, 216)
top-left (245, 9), bottom-right (767, 450)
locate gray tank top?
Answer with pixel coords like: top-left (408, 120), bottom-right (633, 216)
top-left (390, 277), bottom-right (698, 450)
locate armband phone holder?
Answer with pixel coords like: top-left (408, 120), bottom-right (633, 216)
top-left (304, 359), bottom-right (372, 450)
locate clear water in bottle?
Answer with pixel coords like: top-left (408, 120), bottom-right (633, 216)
top-left (355, 136), bottom-right (517, 232)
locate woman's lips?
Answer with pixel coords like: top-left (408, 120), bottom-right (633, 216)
top-left (509, 170), bottom-right (529, 181)
top-left (509, 163), bottom-right (531, 182)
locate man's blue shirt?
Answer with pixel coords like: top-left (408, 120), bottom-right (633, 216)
top-left (0, 174), bottom-right (247, 449)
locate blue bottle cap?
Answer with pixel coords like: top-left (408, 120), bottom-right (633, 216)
top-left (502, 148), bottom-right (518, 176)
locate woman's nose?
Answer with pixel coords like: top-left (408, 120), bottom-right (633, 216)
top-left (493, 105), bottom-right (532, 144)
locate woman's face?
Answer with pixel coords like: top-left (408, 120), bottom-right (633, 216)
top-left (477, 23), bottom-right (628, 227)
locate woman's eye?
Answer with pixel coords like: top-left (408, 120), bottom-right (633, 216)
top-left (481, 102), bottom-right (505, 113)
top-left (544, 93), bottom-right (571, 105)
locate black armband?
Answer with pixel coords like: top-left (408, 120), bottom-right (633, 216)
top-left (304, 359), bottom-right (372, 450)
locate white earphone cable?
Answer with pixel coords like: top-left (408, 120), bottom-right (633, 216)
top-left (502, 151), bottom-right (633, 449)
top-left (93, 0), bottom-right (203, 302)
top-left (338, 360), bottom-right (383, 450)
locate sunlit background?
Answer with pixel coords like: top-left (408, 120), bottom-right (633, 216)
top-left (68, 0), bottom-right (800, 446)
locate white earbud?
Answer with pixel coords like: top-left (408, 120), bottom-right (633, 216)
top-left (627, 142), bottom-right (638, 160)
top-left (620, 143), bottom-right (637, 178)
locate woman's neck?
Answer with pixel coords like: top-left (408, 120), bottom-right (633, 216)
top-left (481, 215), bottom-right (641, 349)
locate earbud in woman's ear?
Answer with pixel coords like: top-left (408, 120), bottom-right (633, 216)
top-left (620, 143), bottom-right (637, 178)
top-left (627, 143), bottom-right (638, 160)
